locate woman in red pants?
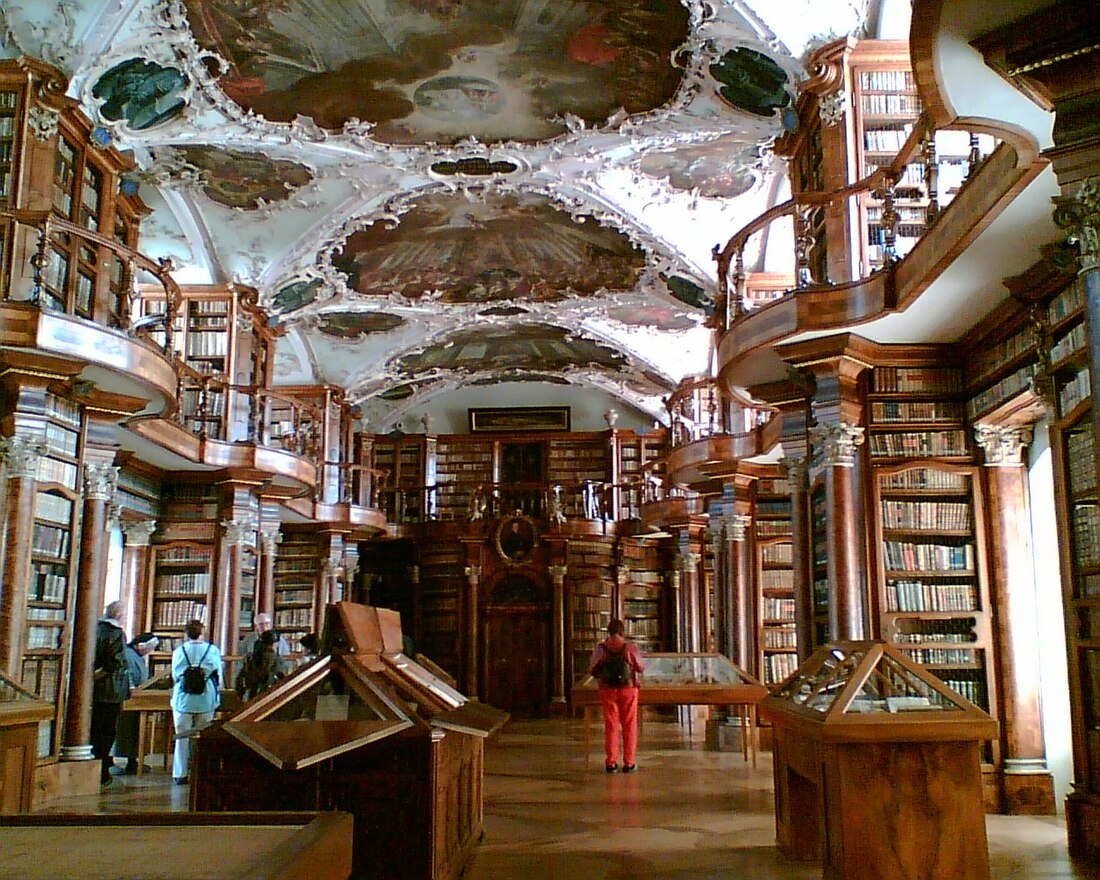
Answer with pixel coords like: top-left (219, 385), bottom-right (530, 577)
top-left (589, 618), bottom-right (645, 772)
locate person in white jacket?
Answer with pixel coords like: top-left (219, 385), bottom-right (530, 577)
top-left (170, 618), bottom-right (222, 785)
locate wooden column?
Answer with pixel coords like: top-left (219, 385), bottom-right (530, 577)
top-left (0, 435), bottom-right (46, 678)
top-left (464, 565), bottom-right (480, 698)
top-left (785, 457), bottom-right (815, 662)
top-left (217, 515), bottom-right (256, 656)
top-left (681, 551), bottom-right (702, 652)
top-left (811, 422), bottom-right (867, 640)
top-left (667, 565), bottom-right (683, 652)
top-left (257, 526), bottom-right (280, 623)
top-left (61, 462), bottom-right (117, 761)
top-left (710, 522), bottom-right (730, 658)
top-left (976, 424), bottom-right (1057, 814)
top-left (119, 519), bottom-right (156, 638)
top-left (728, 514), bottom-right (753, 671)
top-left (549, 564), bottom-right (567, 708)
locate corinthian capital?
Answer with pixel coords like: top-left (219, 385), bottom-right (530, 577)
top-left (1053, 177), bottom-right (1100, 272)
top-left (974, 424), bottom-right (1033, 466)
top-left (122, 519), bottom-right (157, 547)
top-left (1, 434), bottom-right (48, 479)
top-left (810, 423), bottom-right (865, 468)
top-left (83, 462), bottom-right (119, 502)
top-left (222, 515), bottom-right (257, 546)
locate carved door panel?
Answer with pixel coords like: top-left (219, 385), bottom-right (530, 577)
top-left (484, 609), bottom-right (548, 714)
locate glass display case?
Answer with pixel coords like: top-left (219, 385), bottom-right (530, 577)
top-left (191, 603), bottom-right (508, 880)
top-left (762, 640), bottom-right (996, 738)
top-left (0, 671), bottom-right (52, 812)
top-left (571, 652), bottom-right (768, 765)
top-left (759, 641), bottom-right (997, 880)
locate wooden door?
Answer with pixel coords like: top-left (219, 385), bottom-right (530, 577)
top-left (483, 609), bottom-right (548, 714)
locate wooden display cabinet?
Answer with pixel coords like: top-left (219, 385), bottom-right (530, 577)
top-left (759, 641), bottom-right (998, 880)
top-left (0, 671), bottom-right (52, 812)
top-left (0, 812), bottom-right (353, 879)
top-left (191, 603), bottom-right (508, 880)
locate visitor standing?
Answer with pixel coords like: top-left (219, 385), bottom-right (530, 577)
top-left (588, 618), bottom-right (644, 773)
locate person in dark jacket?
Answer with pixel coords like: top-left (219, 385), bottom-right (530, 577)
top-left (235, 629), bottom-right (288, 701)
top-left (114, 631), bottom-right (158, 774)
top-left (91, 601), bottom-right (130, 785)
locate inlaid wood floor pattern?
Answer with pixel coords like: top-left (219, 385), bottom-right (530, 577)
top-left (36, 717), bottom-right (1100, 879)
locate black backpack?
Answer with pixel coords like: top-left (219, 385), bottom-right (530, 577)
top-left (181, 644), bottom-right (212, 695)
top-left (599, 644), bottom-right (632, 687)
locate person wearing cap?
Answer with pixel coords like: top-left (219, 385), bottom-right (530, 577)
top-left (114, 631), bottom-right (159, 775)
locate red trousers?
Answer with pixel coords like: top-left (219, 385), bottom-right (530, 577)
top-left (598, 685), bottom-right (639, 767)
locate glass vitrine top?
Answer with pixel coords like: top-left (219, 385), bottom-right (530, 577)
top-left (770, 641), bottom-right (973, 716)
top-left (576, 652), bottom-right (759, 689)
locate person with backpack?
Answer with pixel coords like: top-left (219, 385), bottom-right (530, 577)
top-left (170, 618), bottom-right (222, 785)
top-left (589, 618), bottom-right (645, 773)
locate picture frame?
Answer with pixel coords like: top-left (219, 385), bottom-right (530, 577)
top-left (495, 514), bottom-right (537, 564)
top-left (468, 406), bottom-right (570, 433)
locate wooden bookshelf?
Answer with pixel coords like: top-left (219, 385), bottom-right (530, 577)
top-left (434, 437), bottom-right (493, 520)
top-left (873, 464), bottom-right (994, 719)
top-left (371, 435), bottom-right (426, 522)
top-left (851, 49), bottom-right (923, 273)
top-left (756, 476), bottom-right (797, 685)
top-left (810, 485), bottom-right (829, 649)
top-left (1046, 271), bottom-right (1100, 809)
top-left (417, 541), bottom-right (464, 673)
top-left (0, 59), bottom-right (145, 324)
top-left (148, 541), bottom-right (213, 655)
top-left (273, 529), bottom-right (320, 654)
top-left (567, 539), bottom-right (615, 680)
top-left (21, 394), bottom-right (82, 758)
top-left (621, 573), bottom-right (662, 651)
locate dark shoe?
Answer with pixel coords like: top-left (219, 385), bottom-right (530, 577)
top-left (123, 762), bottom-right (138, 776)
top-left (173, 776), bottom-right (189, 785)
top-left (99, 776), bottom-right (113, 788)
top-left (622, 764), bottom-right (637, 773)
top-left (605, 763), bottom-right (618, 773)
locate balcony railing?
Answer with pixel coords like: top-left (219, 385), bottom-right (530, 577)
top-left (665, 375), bottom-right (773, 448)
top-left (711, 116), bottom-right (996, 333)
top-left (0, 208), bottom-right (181, 349)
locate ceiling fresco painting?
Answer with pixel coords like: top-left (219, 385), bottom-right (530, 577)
top-left (181, 0), bottom-right (691, 144)
top-left (316, 312), bottom-right (407, 338)
top-left (395, 324), bottom-right (627, 377)
top-left (709, 47), bottom-right (793, 118)
top-left (605, 305), bottom-right (697, 331)
top-left (176, 147), bottom-right (314, 209)
top-left (1, 0), bottom-right (885, 429)
top-left (334, 192), bottom-right (647, 303)
top-left (271, 279), bottom-right (323, 314)
top-left (638, 135), bottom-right (760, 198)
top-left (92, 58), bottom-right (188, 130)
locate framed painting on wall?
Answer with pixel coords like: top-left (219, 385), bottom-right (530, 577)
top-left (468, 406), bottom-right (570, 433)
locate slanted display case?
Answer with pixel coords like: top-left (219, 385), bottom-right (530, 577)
top-left (191, 603), bottom-right (508, 880)
top-left (759, 640), bottom-right (997, 880)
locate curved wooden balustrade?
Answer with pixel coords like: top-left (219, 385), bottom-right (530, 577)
top-left (712, 124), bottom-right (1038, 389)
top-left (1, 208), bottom-right (181, 343)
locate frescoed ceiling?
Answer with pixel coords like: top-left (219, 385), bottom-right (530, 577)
top-left (1, 0), bottom-right (880, 429)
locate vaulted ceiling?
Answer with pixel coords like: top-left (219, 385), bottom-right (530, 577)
top-left (1, 0), bottom-right (885, 431)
